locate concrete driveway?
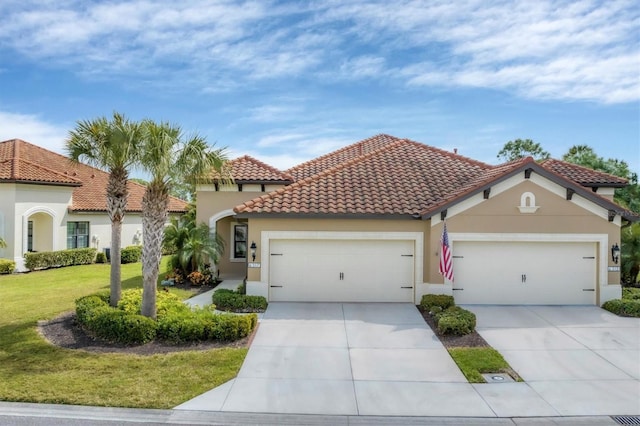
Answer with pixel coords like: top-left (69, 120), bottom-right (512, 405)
top-left (467, 305), bottom-right (640, 416)
top-left (176, 303), bottom-right (640, 417)
top-left (176, 302), bottom-right (495, 416)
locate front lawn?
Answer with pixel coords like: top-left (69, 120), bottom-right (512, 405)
top-left (0, 258), bottom-right (247, 408)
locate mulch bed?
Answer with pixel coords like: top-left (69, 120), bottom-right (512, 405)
top-left (38, 311), bottom-right (255, 356)
top-left (418, 308), bottom-right (490, 348)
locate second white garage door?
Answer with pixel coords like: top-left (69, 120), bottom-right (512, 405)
top-left (269, 239), bottom-right (415, 302)
top-left (453, 241), bottom-right (597, 305)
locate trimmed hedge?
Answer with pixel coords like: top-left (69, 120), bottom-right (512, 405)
top-left (121, 246), bottom-right (142, 264)
top-left (602, 299), bottom-right (640, 317)
top-left (212, 289), bottom-right (268, 313)
top-left (95, 252), bottom-right (107, 264)
top-left (434, 306), bottom-right (477, 335)
top-left (24, 248), bottom-right (97, 271)
top-left (420, 294), bottom-right (455, 311)
top-left (75, 289), bottom-right (257, 345)
top-left (0, 259), bottom-right (15, 274)
top-left (76, 294), bottom-right (156, 344)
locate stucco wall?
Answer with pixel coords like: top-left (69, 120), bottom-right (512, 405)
top-left (195, 186), bottom-right (285, 226)
top-left (429, 179), bottom-right (622, 287)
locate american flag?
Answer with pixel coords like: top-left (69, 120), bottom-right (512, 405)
top-left (439, 222), bottom-right (454, 281)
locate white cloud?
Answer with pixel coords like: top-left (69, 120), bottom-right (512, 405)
top-left (0, 0), bottom-right (637, 103)
top-left (0, 111), bottom-right (68, 153)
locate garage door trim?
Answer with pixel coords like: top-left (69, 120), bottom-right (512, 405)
top-left (259, 231), bottom-right (424, 302)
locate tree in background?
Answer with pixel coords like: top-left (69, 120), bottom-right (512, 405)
top-left (66, 113), bottom-right (143, 306)
top-left (138, 120), bottom-right (226, 319)
top-left (562, 144), bottom-right (640, 283)
top-left (621, 223), bottom-right (640, 284)
top-left (497, 139), bottom-right (551, 162)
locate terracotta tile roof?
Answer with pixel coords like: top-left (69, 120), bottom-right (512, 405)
top-left (234, 135), bottom-right (636, 222)
top-left (235, 138), bottom-right (491, 216)
top-left (540, 159), bottom-right (628, 186)
top-left (286, 134), bottom-right (402, 181)
top-left (210, 155), bottom-right (293, 183)
top-left (0, 139), bottom-right (188, 213)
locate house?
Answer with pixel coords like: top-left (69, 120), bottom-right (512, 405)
top-left (197, 134), bottom-right (636, 306)
top-left (0, 139), bottom-right (188, 271)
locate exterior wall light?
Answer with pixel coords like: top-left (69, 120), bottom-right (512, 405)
top-left (250, 241), bottom-right (257, 262)
top-left (611, 243), bottom-right (620, 264)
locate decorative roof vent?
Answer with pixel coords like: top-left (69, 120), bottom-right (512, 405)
top-left (518, 191), bottom-right (539, 213)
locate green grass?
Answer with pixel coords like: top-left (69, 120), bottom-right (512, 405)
top-left (448, 347), bottom-right (522, 383)
top-left (0, 258), bottom-right (248, 408)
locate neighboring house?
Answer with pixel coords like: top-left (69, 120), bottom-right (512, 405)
top-left (0, 139), bottom-right (188, 271)
top-left (198, 134), bottom-right (637, 306)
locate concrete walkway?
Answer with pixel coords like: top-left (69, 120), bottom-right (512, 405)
top-left (184, 276), bottom-right (244, 308)
top-left (176, 303), bottom-right (640, 418)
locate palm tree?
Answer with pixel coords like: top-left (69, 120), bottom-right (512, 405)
top-left (138, 120), bottom-right (226, 319)
top-left (0, 237), bottom-right (6, 248)
top-left (66, 112), bottom-right (142, 306)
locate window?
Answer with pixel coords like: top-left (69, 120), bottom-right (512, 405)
top-left (67, 222), bottom-right (89, 249)
top-left (232, 224), bottom-right (247, 260)
top-left (27, 221), bottom-right (33, 252)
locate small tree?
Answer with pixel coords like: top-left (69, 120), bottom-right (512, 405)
top-left (138, 120), bottom-right (226, 319)
top-left (497, 139), bottom-right (550, 162)
top-left (66, 112), bottom-right (142, 307)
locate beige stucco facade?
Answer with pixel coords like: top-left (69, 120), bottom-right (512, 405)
top-left (196, 170), bottom-right (624, 305)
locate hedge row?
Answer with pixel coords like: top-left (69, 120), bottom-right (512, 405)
top-left (212, 288), bottom-right (268, 313)
top-left (419, 294), bottom-right (476, 336)
top-left (24, 248), bottom-right (97, 271)
top-left (0, 259), bottom-right (15, 274)
top-left (75, 289), bottom-right (257, 345)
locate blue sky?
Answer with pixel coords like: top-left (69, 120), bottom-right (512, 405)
top-left (1, 0), bottom-right (638, 174)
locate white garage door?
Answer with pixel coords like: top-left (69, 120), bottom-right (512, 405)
top-left (453, 241), bottom-right (596, 305)
top-left (269, 239), bottom-right (415, 302)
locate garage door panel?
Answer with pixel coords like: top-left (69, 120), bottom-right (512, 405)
top-left (269, 239), bottom-right (414, 302)
top-left (454, 241), bottom-right (596, 305)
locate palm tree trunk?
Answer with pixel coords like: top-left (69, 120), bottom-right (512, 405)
top-left (141, 182), bottom-right (170, 319)
top-left (109, 220), bottom-right (122, 306)
top-left (106, 167), bottom-right (128, 307)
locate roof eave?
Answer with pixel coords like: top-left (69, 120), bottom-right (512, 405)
top-left (0, 179), bottom-right (81, 187)
top-left (234, 212), bottom-right (419, 220)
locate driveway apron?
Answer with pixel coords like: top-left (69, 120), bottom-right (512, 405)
top-left (175, 302), bottom-right (493, 416)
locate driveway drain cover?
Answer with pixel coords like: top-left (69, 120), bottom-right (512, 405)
top-left (612, 416), bottom-right (640, 425)
top-left (482, 373), bottom-right (514, 383)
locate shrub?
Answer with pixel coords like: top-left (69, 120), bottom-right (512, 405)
top-left (237, 281), bottom-right (246, 295)
top-left (95, 252), bottom-right (107, 264)
top-left (209, 313), bottom-right (257, 341)
top-left (420, 294), bottom-right (455, 311)
top-left (157, 308), bottom-right (257, 343)
top-left (187, 271), bottom-right (207, 286)
top-left (212, 290), bottom-right (267, 313)
top-left (602, 299), bottom-right (640, 317)
top-left (76, 292), bottom-right (156, 344)
top-left (622, 287), bottom-right (640, 301)
top-left (120, 246), bottom-right (142, 264)
top-left (117, 289), bottom-right (188, 318)
top-left (24, 248), bottom-right (97, 270)
top-left (435, 306), bottom-right (477, 336)
top-left (0, 259), bottom-right (15, 274)
top-left (90, 309), bottom-right (157, 345)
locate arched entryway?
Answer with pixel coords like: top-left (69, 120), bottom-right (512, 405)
top-left (209, 209), bottom-right (247, 279)
top-left (22, 207), bottom-right (56, 254)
